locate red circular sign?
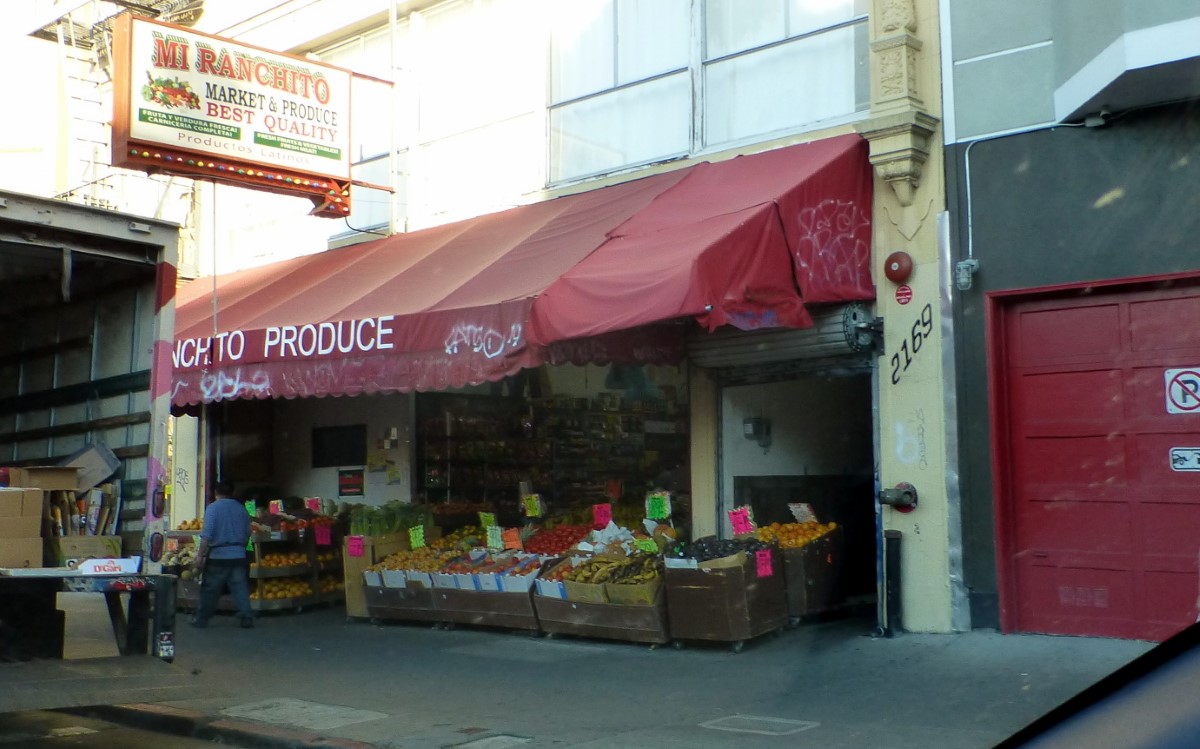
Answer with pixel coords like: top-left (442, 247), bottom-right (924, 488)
top-left (896, 285), bottom-right (913, 305)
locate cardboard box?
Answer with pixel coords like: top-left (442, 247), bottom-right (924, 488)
top-left (475, 572), bottom-right (500, 592)
top-left (60, 444), bottom-right (120, 492)
top-left (45, 535), bottom-right (123, 566)
top-left (664, 549), bottom-right (787, 643)
top-left (7, 467), bottom-right (81, 492)
top-left (782, 526), bottom-right (845, 618)
top-left (382, 569), bottom-right (407, 588)
top-left (533, 591), bottom-right (671, 644)
top-left (362, 570), bottom-right (383, 587)
top-left (364, 584), bottom-right (439, 623)
top-left (0, 538), bottom-right (43, 568)
top-left (0, 516), bottom-right (42, 538)
top-left (406, 571), bottom-right (433, 589)
top-left (0, 487), bottom-right (43, 518)
top-left (535, 577), bottom-right (567, 599)
top-left (605, 576), bottom-right (663, 606)
top-left (342, 533), bottom-right (416, 619)
top-left (432, 572), bottom-right (458, 589)
top-left (500, 570), bottom-right (538, 593)
top-left (564, 579), bottom-right (609, 604)
top-left (434, 588), bottom-right (540, 631)
top-left (74, 557), bottom-right (141, 574)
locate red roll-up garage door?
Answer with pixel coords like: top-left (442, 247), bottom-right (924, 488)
top-left (997, 280), bottom-right (1200, 641)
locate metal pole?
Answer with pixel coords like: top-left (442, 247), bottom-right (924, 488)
top-left (884, 529), bottom-right (902, 637)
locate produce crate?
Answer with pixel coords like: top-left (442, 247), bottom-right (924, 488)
top-left (363, 584), bottom-right (439, 624)
top-left (534, 588), bottom-right (670, 644)
top-left (564, 580), bottom-right (608, 604)
top-left (664, 550), bottom-right (787, 646)
top-left (605, 577), bottom-right (662, 607)
top-left (433, 588), bottom-right (539, 631)
top-left (343, 533), bottom-right (416, 618)
top-left (782, 526), bottom-right (845, 619)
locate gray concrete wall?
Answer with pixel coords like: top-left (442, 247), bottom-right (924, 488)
top-left (946, 103), bottom-right (1200, 626)
top-left (949, 0), bottom-right (1200, 139)
top-left (1049, 0), bottom-right (1123, 88)
top-left (1124, 0), bottom-right (1200, 34)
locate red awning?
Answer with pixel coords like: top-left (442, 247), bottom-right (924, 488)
top-left (171, 134), bottom-right (873, 407)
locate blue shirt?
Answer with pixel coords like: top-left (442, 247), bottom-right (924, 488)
top-left (201, 497), bottom-right (252, 560)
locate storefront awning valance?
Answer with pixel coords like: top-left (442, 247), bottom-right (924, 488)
top-left (171, 134), bottom-right (873, 408)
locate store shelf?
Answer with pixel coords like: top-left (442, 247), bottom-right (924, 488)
top-left (250, 564), bottom-right (311, 578)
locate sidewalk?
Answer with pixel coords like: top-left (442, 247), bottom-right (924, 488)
top-left (55, 596), bottom-right (1152, 749)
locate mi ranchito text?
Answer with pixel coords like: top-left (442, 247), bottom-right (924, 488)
top-left (153, 33), bottom-right (332, 104)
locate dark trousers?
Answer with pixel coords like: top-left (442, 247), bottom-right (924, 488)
top-left (195, 558), bottom-right (253, 623)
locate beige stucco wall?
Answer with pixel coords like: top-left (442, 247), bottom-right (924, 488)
top-left (868, 0), bottom-right (957, 632)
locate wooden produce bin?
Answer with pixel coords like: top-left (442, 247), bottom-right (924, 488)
top-left (343, 533), bottom-right (420, 619)
top-left (363, 583), bottom-right (440, 624)
top-left (534, 588), bottom-right (670, 644)
top-left (782, 526), bottom-right (845, 620)
top-left (432, 588), bottom-right (540, 631)
top-left (664, 550), bottom-right (787, 649)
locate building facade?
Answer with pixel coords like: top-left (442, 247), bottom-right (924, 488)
top-left (943, 0), bottom-right (1200, 640)
top-left (17, 0), bottom-right (966, 633)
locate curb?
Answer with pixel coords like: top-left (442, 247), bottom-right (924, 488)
top-left (59, 703), bottom-right (382, 749)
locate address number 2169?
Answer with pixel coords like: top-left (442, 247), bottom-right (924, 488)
top-left (890, 302), bottom-right (933, 385)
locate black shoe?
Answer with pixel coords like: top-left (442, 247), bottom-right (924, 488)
top-left (240, 617), bottom-right (254, 629)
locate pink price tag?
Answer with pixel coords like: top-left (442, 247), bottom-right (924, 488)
top-left (593, 503), bottom-right (612, 528)
top-left (346, 535), bottom-right (365, 557)
top-left (305, 498), bottom-right (321, 512)
top-left (315, 524), bottom-right (332, 546)
top-left (755, 549), bottom-right (774, 578)
top-left (729, 507), bottom-right (753, 535)
top-left (269, 499), bottom-right (283, 515)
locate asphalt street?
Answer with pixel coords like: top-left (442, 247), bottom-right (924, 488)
top-left (1, 592), bottom-right (1155, 749)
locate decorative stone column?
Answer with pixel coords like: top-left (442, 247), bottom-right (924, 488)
top-left (858, 0), bottom-right (967, 634)
top-left (858, 0), bottom-right (939, 207)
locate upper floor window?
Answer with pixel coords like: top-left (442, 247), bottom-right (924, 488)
top-left (549, 0), bottom-right (692, 183)
top-left (549, 0), bottom-right (869, 184)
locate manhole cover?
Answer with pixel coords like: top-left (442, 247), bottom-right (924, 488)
top-left (448, 736), bottom-right (531, 749)
top-left (220, 698), bottom-right (386, 730)
top-left (699, 715), bottom-right (819, 736)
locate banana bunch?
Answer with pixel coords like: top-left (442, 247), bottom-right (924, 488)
top-left (162, 544), bottom-right (198, 567)
top-left (607, 553), bottom-right (662, 585)
top-left (563, 553), bottom-right (661, 584)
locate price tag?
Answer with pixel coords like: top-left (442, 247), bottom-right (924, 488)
top-left (165, 537), bottom-right (180, 552)
top-left (409, 525), bottom-right (426, 549)
top-left (502, 528), bottom-right (523, 550)
top-left (592, 503), bottom-right (612, 528)
top-left (634, 537), bottom-right (658, 553)
top-left (305, 497), bottom-right (322, 512)
top-left (246, 537), bottom-right (255, 552)
top-left (646, 492), bottom-right (671, 520)
top-left (315, 524), bottom-right (332, 546)
top-left (728, 506), bottom-right (756, 535)
top-left (479, 512), bottom-right (497, 528)
top-left (244, 500), bottom-right (256, 516)
top-left (269, 499), bottom-right (283, 515)
top-left (486, 525), bottom-right (503, 549)
top-left (346, 535), bottom-right (365, 557)
top-left (522, 494), bottom-right (543, 518)
top-left (788, 503), bottom-right (817, 523)
top-left (755, 549), bottom-right (774, 578)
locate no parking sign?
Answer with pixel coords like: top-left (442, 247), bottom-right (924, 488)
top-left (1165, 368), bottom-right (1200, 413)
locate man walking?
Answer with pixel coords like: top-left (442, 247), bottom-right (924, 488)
top-left (192, 479), bottom-right (255, 629)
